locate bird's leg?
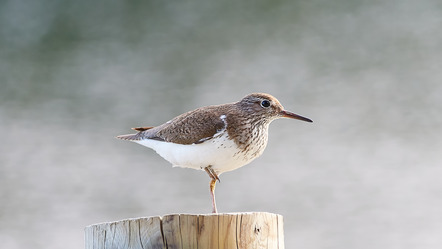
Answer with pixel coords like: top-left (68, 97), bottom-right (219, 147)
top-left (210, 179), bottom-right (217, 213)
top-left (204, 166), bottom-right (219, 213)
top-left (204, 165), bottom-right (220, 182)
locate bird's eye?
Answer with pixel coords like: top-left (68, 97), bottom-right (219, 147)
top-left (260, 100), bottom-right (271, 108)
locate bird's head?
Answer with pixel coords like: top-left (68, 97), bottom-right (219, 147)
top-left (238, 93), bottom-right (313, 123)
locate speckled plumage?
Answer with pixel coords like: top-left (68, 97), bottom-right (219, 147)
top-left (117, 93), bottom-right (312, 213)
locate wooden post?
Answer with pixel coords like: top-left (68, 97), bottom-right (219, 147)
top-left (85, 212), bottom-right (284, 249)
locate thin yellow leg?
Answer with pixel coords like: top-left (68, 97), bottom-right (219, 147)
top-left (204, 166), bottom-right (219, 213)
top-left (210, 179), bottom-right (217, 213)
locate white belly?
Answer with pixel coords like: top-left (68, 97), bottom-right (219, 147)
top-left (134, 133), bottom-right (264, 175)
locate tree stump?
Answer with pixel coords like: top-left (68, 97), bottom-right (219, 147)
top-left (85, 212), bottom-right (284, 249)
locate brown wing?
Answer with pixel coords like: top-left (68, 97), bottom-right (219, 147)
top-left (154, 106), bottom-right (227, 144)
top-left (117, 105), bottom-right (228, 145)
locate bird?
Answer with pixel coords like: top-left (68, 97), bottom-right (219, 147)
top-left (117, 93), bottom-right (312, 213)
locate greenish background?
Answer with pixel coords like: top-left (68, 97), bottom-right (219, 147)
top-left (1, 0), bottom-right (441, 248)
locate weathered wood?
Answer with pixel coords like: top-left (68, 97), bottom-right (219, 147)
top-left (179, 214), bottom-right (198, 249)
top-left (218, 214), bottom-right (237, 248)
top-left (198, 214), bottom-right (219, 248)
top-left (85, 212), bottom-right (284, 249)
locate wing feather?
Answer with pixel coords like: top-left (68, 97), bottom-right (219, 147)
top-left (117, 105), bottom-right (229, 145)
top-left (155, 107), bottom-right (227, 144)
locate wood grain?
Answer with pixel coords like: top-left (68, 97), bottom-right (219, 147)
top-left (85, 212), bottom-right (284, 249)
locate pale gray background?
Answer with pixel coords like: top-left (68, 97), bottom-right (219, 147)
top-left (1, 0), bottom-right (441, 248)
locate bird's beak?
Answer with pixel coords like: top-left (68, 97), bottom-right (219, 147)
top-left (280, 110), bottom-right (313, 122)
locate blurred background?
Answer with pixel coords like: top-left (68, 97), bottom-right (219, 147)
top-left (1, 0), bottom-right (441, 248)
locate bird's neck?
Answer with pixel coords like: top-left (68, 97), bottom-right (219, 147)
top-left (226, 114), bottom-right (271, 150)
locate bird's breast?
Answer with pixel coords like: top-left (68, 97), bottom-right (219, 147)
top-left (233, 125), bottom-right (269, 162)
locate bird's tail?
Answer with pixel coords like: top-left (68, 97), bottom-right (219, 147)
top-left (116, 133), bottom-right (140, 141)
top-left (117, 127), bottom-right (154, 141)
top-left (132, 127), bottom-right (154, 131)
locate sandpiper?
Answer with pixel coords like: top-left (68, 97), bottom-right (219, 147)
top-left (117, 93), bottom-right (312, 213)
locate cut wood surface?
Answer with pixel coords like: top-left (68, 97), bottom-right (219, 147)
top-left (85, 212), bottom-right (284, 249)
